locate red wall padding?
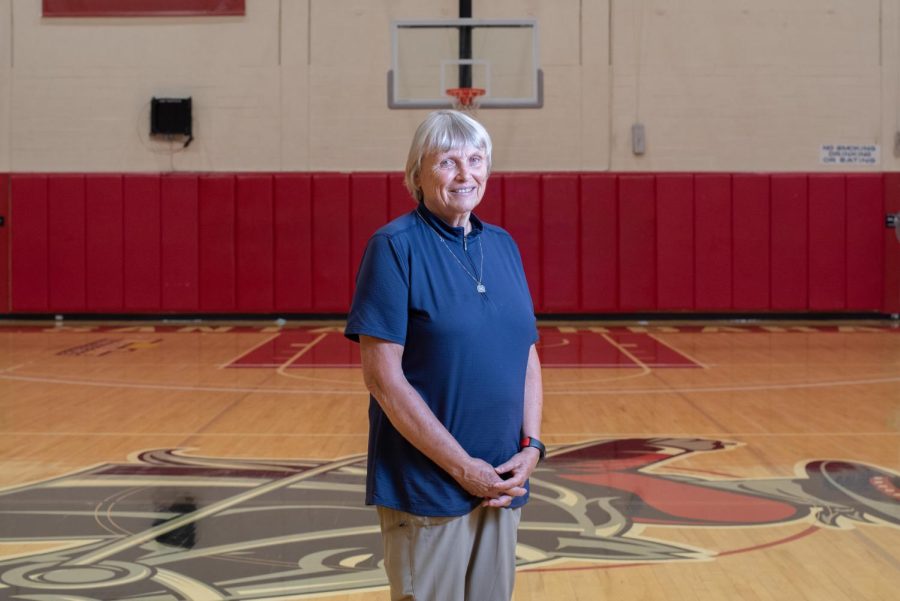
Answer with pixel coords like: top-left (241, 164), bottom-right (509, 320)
top-left (236, 175), bottom-right (274, 312)
top-left (475, 173), bottom-right (503, 225)
top-left (48, 176), bottom-right (86, 312)
top-left (656, 174), bottom-right (693, 310)
top-left (732, 175), bottom-right (770, 310)
top-left (770, 175), bottom-right (808, 310)
top-left (618, 176), bottom-right (656, 311)
top-left (845, 175), bottom-right (884, 310)
top-left (199, 175), bottom-right (236, 311)
top-left (503, 175), bottom-right (542, 301)
top-left (581, 175), bottom-right (617, 311)
top-left (350, 174), bottom-right (390, 282)
top-left (274, 175), bottom-right (312, 311)
top-left (541, 175), bottom-right (580, 311)
top-left (808, 175), bottom-right (847, 311)
top-left (884, 174), bottom-right (900, 314)
top-left (5, 172), bottom-right (894, 315)
top-left (161, 176), bottom-right (199, 311)
top-left (389, 174), bottom-right (415, 221)
top-left (694, 175), bottom-right (732, 310)
top-left (0, 175), bottom-right (8, 312)
top-left (86, 176), bottom-right (124, 311)
top-left (311, 175), bottom-right (351, 312)
top-left (11, 177), bottom-right (49, 312)
top-left (123, 175), bottom-right (161, 311)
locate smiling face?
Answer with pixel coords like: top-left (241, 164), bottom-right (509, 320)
top-left (417, 144), bottom-right (489, 229)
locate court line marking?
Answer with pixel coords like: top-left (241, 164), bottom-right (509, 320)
top-left (515, 333), bottom-right (701, 386)
top-left (216, 332), bottom-right (283, 369)
top-left (644, 332), bottom-right (710, 369)
top-left (531, 334), bottom-right (656, 386)
top-left (3, 431), bottom-right (896, 437)
top-left (274, 333), bottom-right (369, 384)
top-left (275, 368), bottom-right (365, 382)
top-left (2, 369), bottom-right (900, 395)
top-left (543, 375), bottom-right (900, 395)
top-left (536, 338), bottom-right (571, 350)
top-left (599, 334), bottom-right (652, 375)
top-left (230, 333), bottom-right (690, 383)
top-left (275, 332), bottom-right (329, 378)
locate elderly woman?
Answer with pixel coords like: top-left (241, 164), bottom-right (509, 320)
top-left (344, 110), bottom-right (544, 601)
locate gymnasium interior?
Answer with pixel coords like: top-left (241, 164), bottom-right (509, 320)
top-left (0, 1), bottom-right (898, 600)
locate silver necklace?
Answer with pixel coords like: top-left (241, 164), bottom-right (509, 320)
top-left (416, 211), bottom-right (486, 294)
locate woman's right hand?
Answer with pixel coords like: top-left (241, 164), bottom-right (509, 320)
top-left (456, 457), bottom-right (527, 502)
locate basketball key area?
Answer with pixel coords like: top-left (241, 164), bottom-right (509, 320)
top-left (0, 320), bottom-right (897, 600)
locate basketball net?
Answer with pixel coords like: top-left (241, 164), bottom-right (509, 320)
top-left (447, 87), bottom-right (485, 114)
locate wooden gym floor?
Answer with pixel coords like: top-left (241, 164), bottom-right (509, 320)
top-left (0, 319), bottom-right (898, 600)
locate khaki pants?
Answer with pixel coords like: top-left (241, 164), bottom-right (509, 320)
top-left (377, 505), bottom-right (521, 601)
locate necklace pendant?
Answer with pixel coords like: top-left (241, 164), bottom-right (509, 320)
top-left (477, 284), bottom-right (486, 293)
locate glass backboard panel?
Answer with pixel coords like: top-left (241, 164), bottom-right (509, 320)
top-left (389, 19), bottom-right (542, 109)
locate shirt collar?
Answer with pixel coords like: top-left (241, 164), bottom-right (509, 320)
top-left (416, 202), bottom-right (484, 240)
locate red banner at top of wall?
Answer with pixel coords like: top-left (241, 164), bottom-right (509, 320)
top-left (43, 0), bottom-right (245, 17)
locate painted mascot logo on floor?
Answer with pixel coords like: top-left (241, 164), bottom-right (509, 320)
top-left (0, 438), bottom-right (897, 599)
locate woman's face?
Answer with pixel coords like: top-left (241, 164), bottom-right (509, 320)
top-left (417, 144), bottom-right (488, 226)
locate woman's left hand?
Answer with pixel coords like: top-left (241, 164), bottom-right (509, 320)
top-left (481, 448), bottom-right (541, 508)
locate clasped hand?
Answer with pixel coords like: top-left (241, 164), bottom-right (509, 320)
top-left (458, 449), bottom-right (540, 508)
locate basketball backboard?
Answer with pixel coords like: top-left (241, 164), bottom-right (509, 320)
top-left (388, 19), bottom-right (542, 109)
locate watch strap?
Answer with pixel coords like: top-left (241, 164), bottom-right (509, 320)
top-left (520, 436), bottom-right (546, 461)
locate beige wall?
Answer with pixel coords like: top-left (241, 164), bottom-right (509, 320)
top-left (7, 0), bottom-right (284, 172)
top-left (0, 0), bottom-right (10, 171)
top-left (0, 0), bottom-right (895, 172)
top-left (611, 0), bottom-right (885, 171)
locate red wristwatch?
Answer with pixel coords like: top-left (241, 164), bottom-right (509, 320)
top-left (520, 436), bottom-right (546, 462)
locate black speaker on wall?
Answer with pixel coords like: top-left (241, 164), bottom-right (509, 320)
top-left (151, 97), bottom-right (192, 140)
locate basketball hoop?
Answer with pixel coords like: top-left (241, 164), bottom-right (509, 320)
top-left (446, 87), bottom-right (486, 112)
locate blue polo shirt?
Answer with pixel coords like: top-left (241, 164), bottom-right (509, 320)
top-left (345, 203), bottom-right (538, 517)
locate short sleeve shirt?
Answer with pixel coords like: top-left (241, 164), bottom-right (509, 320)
top-left (345, 204), bottom-right (538, 517)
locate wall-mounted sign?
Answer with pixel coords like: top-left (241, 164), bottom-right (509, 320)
top-left (820, 144), bottom-right (879, 165)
